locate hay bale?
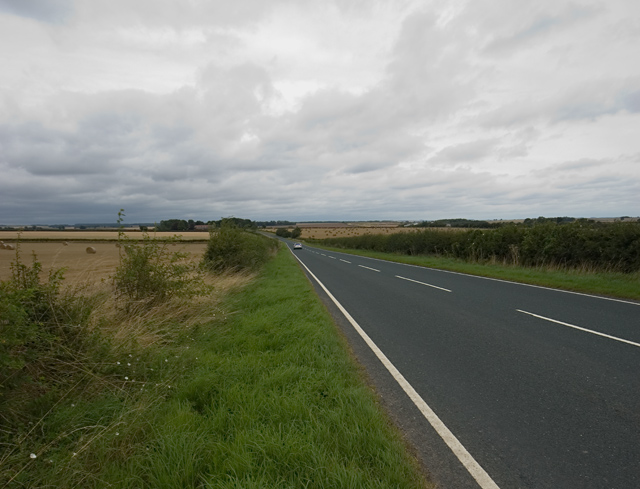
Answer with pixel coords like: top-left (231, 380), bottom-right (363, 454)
top-left (63, 241), bottom-right (69, 246)
top-left (86, 246), bottom-right (97, 254)
top-left (4, 244), bottom-right (15, 250)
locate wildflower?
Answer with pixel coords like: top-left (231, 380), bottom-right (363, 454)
top-left (117, 361), bottom-right (120, 365)
top-left (127, 363), bottom-right (131, 366)
top-left (30, 453), bottom-right (37, 459)
top-left (125, 376), bottom-right (129, 380)
top-left (115, 432), bottom-right (119, 436)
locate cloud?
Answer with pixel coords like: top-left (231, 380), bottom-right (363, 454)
top-left (0, 0), bottom-right (639, 224)
top-left (483, 3), bottom-right (600, 54)
top-left (0, 0), bottom-right (73, 24)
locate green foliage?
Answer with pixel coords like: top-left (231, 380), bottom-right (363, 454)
top-left (0, 245), bottom-right (97, 421)
top-left (114, 213), bottom-right (210, 307)
top-left (204, 220), bottom-right (277, 272)
top-left (209, 216), bottom-right (256, 230)
top-left (319, 221), bottom-right (640, 272)
top-left (275, 227), bottom-right (291, 237)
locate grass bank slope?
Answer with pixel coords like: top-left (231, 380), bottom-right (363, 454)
top-left (160, 246), bottom-right (430, 488)
top-left (2, 246), bottom-right (429, 488)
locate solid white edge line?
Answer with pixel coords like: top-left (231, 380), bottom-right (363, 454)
top-left (290, 249), bottom-right (500, 489)
top-left (517, 310), bottom-right (640, 348)
top-left (306, 246), bottom-right (639, 307)
top-left (358, 265), bottom-right (380, 272)
top-left (396, 275), bottom-right (452, 292)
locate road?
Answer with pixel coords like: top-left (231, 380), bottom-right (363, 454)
top-left (281, 239), bottom-right (640, 489)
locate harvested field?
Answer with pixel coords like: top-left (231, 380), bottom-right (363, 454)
top-left (0, 231), bottom-right (210, 241)
top-left (0, 240), bottom-right (207, 283)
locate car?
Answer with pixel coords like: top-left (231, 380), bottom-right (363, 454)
top-left (293, 243), bottom-right (302, 250)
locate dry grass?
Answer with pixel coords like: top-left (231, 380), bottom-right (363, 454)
top-left (0, 241), bottom-right (208, 283)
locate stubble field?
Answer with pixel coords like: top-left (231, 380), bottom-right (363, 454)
top-left (0, 239), bottom-right (207, 283)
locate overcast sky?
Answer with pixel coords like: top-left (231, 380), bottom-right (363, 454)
top-left (1, 0), bottom-right (639, 224)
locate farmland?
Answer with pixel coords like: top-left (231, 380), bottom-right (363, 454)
top-left (0, 230), bottom-right (210, 241)
top-left (0, 239), bottom-right (207, 283)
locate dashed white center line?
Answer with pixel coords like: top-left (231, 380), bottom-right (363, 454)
top-left (340, 259), bottom-right (351, 264)
top-left (328, 256), bottom-right (336, 259)
top-left (396, 275), bottom-right (452, 292)
top-left (358, 265), bottom-right (380, 272)
top-left (321, 253), bottom-right (326, 256)
top-left (517, 310), bottom-right (640, 348)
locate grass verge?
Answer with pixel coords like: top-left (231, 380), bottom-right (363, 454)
top-left (307, 243), bottom-right (640, 301)
top-left (2, 245), bottom-right (430, 488)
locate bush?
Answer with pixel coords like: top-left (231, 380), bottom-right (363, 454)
top-left (114, 233), bottom-right (210, 307)
top-left (112, 208), bottom-right (211, 307)
top-left (0, 246), bottom-right (98, 424)
top-left (204, 220), bottom-right (277, 272)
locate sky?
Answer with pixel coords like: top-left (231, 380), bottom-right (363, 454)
top-left (1, 0), bottom-right (639, 225)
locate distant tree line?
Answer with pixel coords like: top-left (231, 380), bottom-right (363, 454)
top-left (156, 217), bottom-right (256, 232)
top-left (415, 218), bottom-right (499, 228)
top-left (319, 221), bottom-right (640, 273)
top-left (255, 220), bottom-right (296, 227)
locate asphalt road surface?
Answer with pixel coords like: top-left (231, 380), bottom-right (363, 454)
top-left (281, 239), bottom-right (640, 489)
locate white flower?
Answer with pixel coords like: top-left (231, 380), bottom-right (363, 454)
top-left (30, 453), bottom-right (37, 459)
top-left (116, 361), bottom-right (120, 365)
top-left (125, 376), bottom-right (129, 380)
top-left (115, 432), bottom-right (119, 436)
top-left (127, 363), bottom-right (131, 366)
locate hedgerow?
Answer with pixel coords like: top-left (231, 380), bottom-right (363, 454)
top-left (319, 221), bottom-right (640, 272)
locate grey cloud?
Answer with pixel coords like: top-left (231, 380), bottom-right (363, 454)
top-left (431, 139), bottom-right (498, 164)
top-left (0, 0), bottom-right (73, 23)
top-left (484, 4), bottom-right (599, 54)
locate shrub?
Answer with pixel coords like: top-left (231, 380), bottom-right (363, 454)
top-left (0, 246), bottom-right (98, 424)
top-left (204, 220), bottom-right (277, 272)
top-left (113, 233), bottom-right (210, 307)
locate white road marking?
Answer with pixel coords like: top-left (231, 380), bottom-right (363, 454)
top-left (396, 275), bottom-right (452, 292)
top-left (358, 265), bottom-right (380, 272)
top-left (321, 253), bottom-right (326, 256)
top-left (517, 310), bottom-right (640, 348)
top-left (328, 256), bottom-right (336, 259)
top-left (290, 249), bottom-right (500, 489)
top-left (340, 259), bottom-right (351, 264)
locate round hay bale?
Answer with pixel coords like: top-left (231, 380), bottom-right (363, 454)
top-left (86, 246), bottom-right (97, 254)
top-left (63, 241), bottom-right (69, 246)
top-left (5, 244), bottom-right (15, 250)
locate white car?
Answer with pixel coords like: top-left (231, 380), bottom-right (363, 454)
top-left (293, 243), bottom-right (302, 250)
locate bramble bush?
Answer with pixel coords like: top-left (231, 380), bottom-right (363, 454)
top-left (0, 246), bottom-right (99, 426)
